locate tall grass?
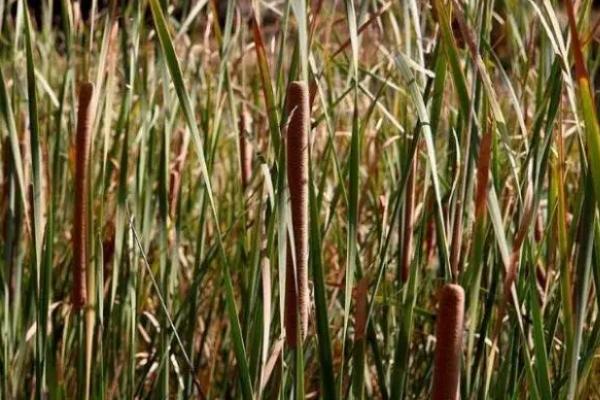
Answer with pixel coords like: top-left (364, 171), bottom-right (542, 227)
top-left (0, 0), bottom-right (599, 399)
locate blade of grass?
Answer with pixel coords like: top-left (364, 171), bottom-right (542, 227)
top-left (147, 1), bottom-right (253, 397)
top-left (23, 5), bottom-right (47, 397)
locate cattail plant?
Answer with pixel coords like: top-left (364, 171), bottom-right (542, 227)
top-left (400, 155), bottom-right (417, 282)
top-left (284, 81), bottom-right (310, 347)
top-left (72, 82), bottom-right (94, 311)
top-left (432, 283), bottom-right (464, 400)
top-left (238, 104), bottom-right (253, 190)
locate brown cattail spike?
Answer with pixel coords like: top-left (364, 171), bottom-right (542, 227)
top-left (238, 104), bottom-right (253, 189)
top-left (284, 81), bottom-right (310, 347)
top-left (72, 82), bottom-right (94, 311)
top-left (432, 283), bottom-right (465, 400)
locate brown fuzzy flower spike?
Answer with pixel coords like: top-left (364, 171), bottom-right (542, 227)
top-left (432, 283), bottom-right (465, 400)
top-left (284, 81), bottom-right (310, 347)
top-left (72, 82), bottom-right (94, 312)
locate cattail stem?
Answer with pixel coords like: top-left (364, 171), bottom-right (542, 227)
top-left (284, 81), bottom-right (310, 347)
top-left (400, 155), bottom-right (417, 282)
top-left (238, 105), bottom-right (252, 190)
top-left (432, 283), bottom-right (464, 400)
top-left (73, 82), bottom-right (94, 311)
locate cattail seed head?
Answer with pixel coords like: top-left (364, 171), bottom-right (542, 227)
top-left (284, 81), bottom-right (310, 347)
top-left (72, 82), bottom-right (94, 311)
top-left (238, 104), bottom-right (253, 189)
top-left (474, 130), bottom-right (492, 220)
top-left (432, 283), bottom-right (465, 400)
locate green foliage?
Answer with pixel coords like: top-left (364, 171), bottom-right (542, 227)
top-left (0, 0), bottom-right (599, 398)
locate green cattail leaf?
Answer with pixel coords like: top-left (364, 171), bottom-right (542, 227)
top-left (148, 1), bottom-right (253, 398)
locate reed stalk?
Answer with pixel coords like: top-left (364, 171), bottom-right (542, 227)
top-left (238, 104), bottom-right (252, 190)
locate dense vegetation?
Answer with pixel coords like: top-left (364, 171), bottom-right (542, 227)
top-left (1, 0), bottom-right (600, 398)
